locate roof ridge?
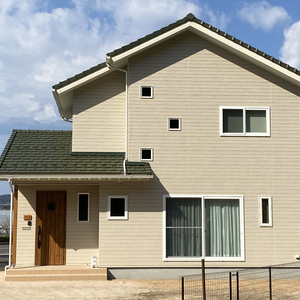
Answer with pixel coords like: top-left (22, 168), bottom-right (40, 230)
top-left (0, 131), bottom-right (17, 168)
top-left (52, 13), bottom-right (300, 90)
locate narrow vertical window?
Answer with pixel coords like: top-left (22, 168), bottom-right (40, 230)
top-left (259, 197), bottom-right (272, 226)
top-left (140, 86), bottom-right (153, 98)
top-left (78, 193), bottom-right (89, 222)
top-left (108, 196), bottom-right (128, 220)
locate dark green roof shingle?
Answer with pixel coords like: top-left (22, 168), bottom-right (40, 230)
top-left (0, 130), bottom-right (152, 175)
top-left (52, 13), bottom-right (300, 90)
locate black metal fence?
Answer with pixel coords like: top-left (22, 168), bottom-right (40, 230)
top-left (180, 261), bottom-right (300, 299)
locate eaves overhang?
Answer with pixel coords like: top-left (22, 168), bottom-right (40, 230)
top-left (187, 23), bottom-right (300, 88)
top-left (1, 174), bottom-right (153, 183)
top-left (52, 13), bottom-right (300, 120)
top-left (108, 21), bottom-right (300, 88)
top-left (52, 66), bottom-right (112, 120)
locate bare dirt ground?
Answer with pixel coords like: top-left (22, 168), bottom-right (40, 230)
top-left (0, 270), bottom-right (179, 300)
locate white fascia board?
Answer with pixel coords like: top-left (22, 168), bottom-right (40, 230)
top-left (2, 174), bottom-right (152, 181)
top-left (188, 23), bottom-right (300, 88)
top-left (52, 66), bottom-right (112, 120)
top-left (54, 66), bottom-right (111, 96)
top-left (52, 89), bottom-right (73, 120)
top-left (111, 21), bottom-right (300, 88)
top-left (108, 22), bottom-right (191, 65)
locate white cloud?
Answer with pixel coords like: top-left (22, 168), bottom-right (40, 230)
top-left (203, 5), bottom-right (230, 30)
top-left (0, 0), bottom-right (229, 129)
top-left (238, 1), bottom-right (291, 31)
top-left (0, 135), bottom-right (10, 152)
top-left (280, 21), bottom-right (300, 69)
top-left (0, 94), bottom-right (40, 118)
top-left (34, 104), bottom-right (57, 123)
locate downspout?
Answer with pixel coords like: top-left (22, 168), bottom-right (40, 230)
top-left (5, 179), bottom-right (14, 277)
top-left (106, 58), bottom-right (128, 176)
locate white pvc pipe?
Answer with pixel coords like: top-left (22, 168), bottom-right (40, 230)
top-left (106, 59), bottom-right (128, 176)
top-left (5, 179), bottom-right (14, 277)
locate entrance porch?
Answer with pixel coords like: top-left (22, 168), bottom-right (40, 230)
top-left (5, 265), bottom-right (107, 281)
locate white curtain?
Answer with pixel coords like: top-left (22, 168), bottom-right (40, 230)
top-left (205, 199), bottom-right (240, 257)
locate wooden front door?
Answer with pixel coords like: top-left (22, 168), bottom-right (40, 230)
top-left (35, 191), bottom-right (66, 265)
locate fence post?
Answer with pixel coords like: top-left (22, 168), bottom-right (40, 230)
top-left (229, 272), bottom-right (232, 300)
top-left (236, 271), bottom-right (239, 300)
top-left (181, 276), bottom-right (184, 300)
top-left (269, 267), bottom-right (272, 300)
top-left (202, 259), bottom-right (206, 300)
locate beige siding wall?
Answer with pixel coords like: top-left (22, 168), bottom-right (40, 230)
top-left (16, 188), bottom-right (36, 266)
top-left (16, 185), bottom-right (99, 266)
top-left (97, 31), bottom-right (300, 268)
top-left (72, 71), bottom-right (126, 152)
top-left (98, 181), bottom-right (166, 267)
top-left (16, 32), bottom-right (300, 269)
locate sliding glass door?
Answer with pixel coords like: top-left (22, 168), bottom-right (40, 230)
top-left (164, 196), bottom-right (243, 261)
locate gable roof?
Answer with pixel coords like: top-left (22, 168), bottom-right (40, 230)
top-left (52, 13), bottom-right (300, 121)
top-left (0, 130), bottom-right (152, 181)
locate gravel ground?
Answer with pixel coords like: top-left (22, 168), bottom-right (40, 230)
top-left (0, 266), bottom-right (179, 300)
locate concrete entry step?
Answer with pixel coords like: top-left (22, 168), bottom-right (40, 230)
top-left (5, 266), bottom-right (107, 281)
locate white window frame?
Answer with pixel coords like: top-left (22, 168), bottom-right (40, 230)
top-left (259, 196), bottom-right (272, 227)
top-left (140, 148), bottom-right (153, 161)
top-left (168, 118), bottom-right (181, 131)
top-left (220, 106), bottom-right (270, 136)
top-left (163, 194), bottom-right (245, 262)
top-left (140, 86), bottom-right (153, 99)
top-left (108, 195), bottom-right (128, 220)
top-left (77, 193), bottom-right (90, 222)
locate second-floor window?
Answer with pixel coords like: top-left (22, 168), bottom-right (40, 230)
top-left (140, 86), bottom-right (153, 98)
top-left (220, 106), bottom-right (270, 136)
top-left (168, 118), bottom-right (181, 131)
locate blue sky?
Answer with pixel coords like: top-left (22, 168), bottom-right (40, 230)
top-left (1, 0), bottom-right (300, 194)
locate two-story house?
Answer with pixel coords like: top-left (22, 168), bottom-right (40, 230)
top-left (1, 13), bottom-right (300, 279)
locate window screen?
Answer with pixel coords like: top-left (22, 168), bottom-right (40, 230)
top-left (223, 109), bottom-right (243, 133)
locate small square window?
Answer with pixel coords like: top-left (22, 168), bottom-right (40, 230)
top-left (220, 106), bottom-right (270, 136)
top-left (108, 196), bottom-right (128, 220)
top-left (140, 86), bottom-right (153, 98)
top-left (78, 193), bottom-right (89, 222)
top-left (169, 118), bottom-right (181, 131)
top-left (259, 196), bottom-right (272, 227)
top-left (140, 148), bottom-right (153, 161)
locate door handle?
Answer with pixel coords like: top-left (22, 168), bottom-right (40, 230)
top-left (38, 226), bottom-right (41, 249)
